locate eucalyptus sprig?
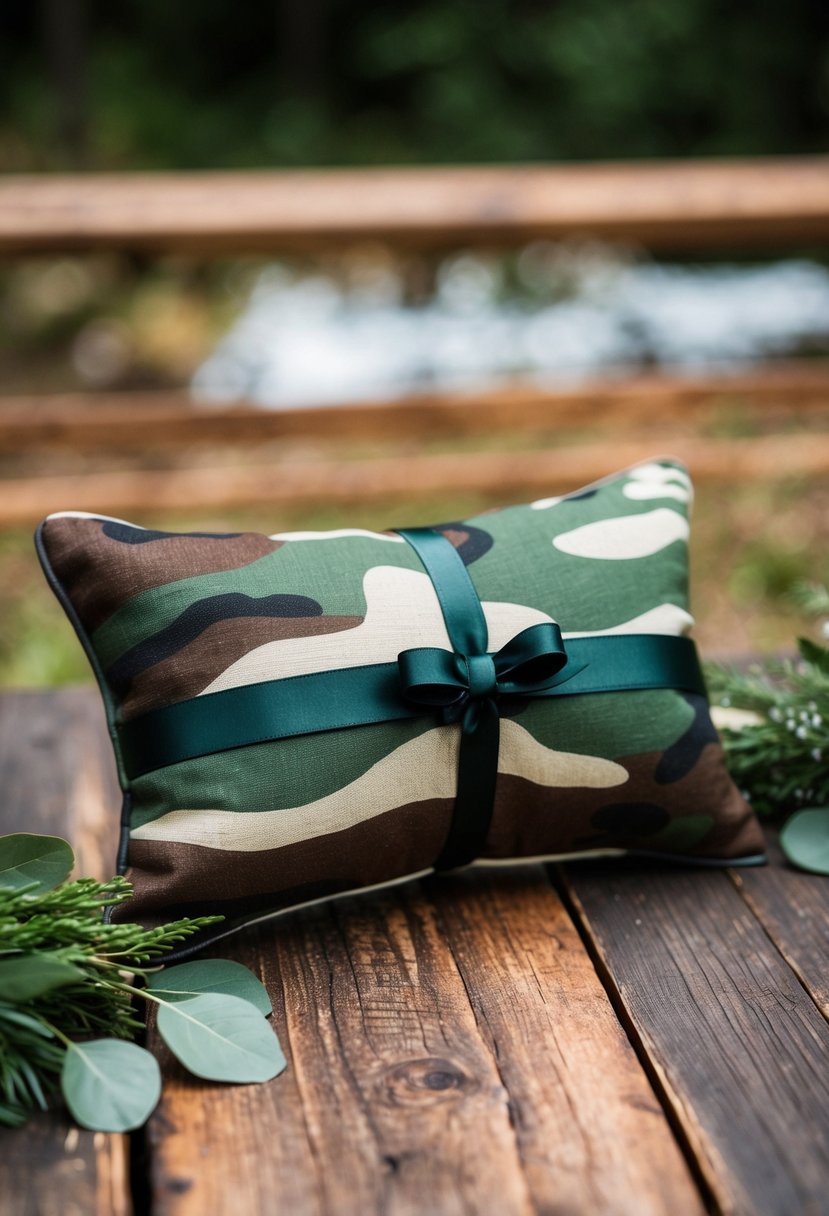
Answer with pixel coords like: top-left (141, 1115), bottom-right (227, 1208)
top-left (0, 833), bottom-right (285, 1132)
top-left (706, 580), bottom-right (829, 874)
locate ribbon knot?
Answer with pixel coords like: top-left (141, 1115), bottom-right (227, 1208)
top-left (397, 621), bottom-right (569, 723)
top-left (464, 652), bottom-right (498, 701)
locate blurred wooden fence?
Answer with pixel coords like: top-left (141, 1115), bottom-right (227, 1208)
top-left (4, 160), bottom-right (829, 253)
top-left (1, 159), bottom-right (829, 524)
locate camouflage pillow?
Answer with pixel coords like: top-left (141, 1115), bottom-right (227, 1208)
top-left (37, 459), bottom-right (765, 953)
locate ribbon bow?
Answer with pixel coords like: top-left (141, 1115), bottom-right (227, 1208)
top-left (396, 621), bottom-right (573, 870)
top-left (397, 622), bottom-right (570, 723)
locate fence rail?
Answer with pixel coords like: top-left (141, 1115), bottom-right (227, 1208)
top-left (1, 363), bottom-right (828, 453)
top-left (4, 433), bottom-right (828, 527)
top-left (2, 158), bottom-right (829, 255)
top-left (1, 158), bottom-right (828, 522)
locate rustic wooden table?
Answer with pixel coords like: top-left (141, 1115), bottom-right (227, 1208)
top-left (1, 687), bottom-right (827, 1216)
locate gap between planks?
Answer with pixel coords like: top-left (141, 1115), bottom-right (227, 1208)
top-left (728, 833), bottom-right (829, 1022)
top-left (145, 868), bottom-right (705, 1216)
top-left (3, 690), bottom-right (828, 1216)
top-left (0, 690), bottom-right (130, 1216)
top-left (554, 854), bottom-right (829, 1216)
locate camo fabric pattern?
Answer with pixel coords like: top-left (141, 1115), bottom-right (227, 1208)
top-left (38, 460), bottom-right (765, 935)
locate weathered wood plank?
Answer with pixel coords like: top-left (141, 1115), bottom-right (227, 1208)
top-left (149, 888), bottom-right (536, 1216)
top-left (2, 363), bottom-right (828, 454)
top-left (147, 870), bottom-right (704, 1216)
top-left (731, 830), bottom-right (829, 1019)
top-left (427, 869), bottom-right (705, 1214)
top-left (0, 689), bottom-right (128, 1216)
top-left (2, 432), bottom-right (828, 525)
top-left (3, 694), bottom-right (827, 1215)
top-left (0, 1118), bottom-right (130, 1216)
top-left (1, 159), bottom-right (829, 255)
top-left (0, 689), bottom-right (121, 918)
top-left (557, 858), bottom-right (829, 1216)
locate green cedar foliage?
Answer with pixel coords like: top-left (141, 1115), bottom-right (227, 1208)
top-left (0, 834), bottom-right (284, 1131)
top-left (707, 582), bottom-right (829, 874)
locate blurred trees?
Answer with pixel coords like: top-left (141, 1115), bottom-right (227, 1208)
top-left (1, 0), bottom-right (828, 171)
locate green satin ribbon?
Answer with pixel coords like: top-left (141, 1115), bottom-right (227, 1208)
top-left (116, 523), bottom-right (708, 874)
top-left (397, 622), bottom-right (571, 716)
top-left (396, 527), bottom-right (490, 656)
top-left (396, 526), bottom-right (569, 868)
top-left (118, 632), bottom-right (705, 781)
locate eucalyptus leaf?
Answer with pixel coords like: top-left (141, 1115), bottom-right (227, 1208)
top-left (156, 992), bottom-right (285, 1083)
top-left (61, 1039), bottom-right (161, 1132)
top-left (148, 959), bottom-right (271, 1015)
top-left (780, 808), bottom-right (829, 875)
top-left (0, 834), bottom-right (74, 895)
top-left (0, 955), bottom-right (85, 1002)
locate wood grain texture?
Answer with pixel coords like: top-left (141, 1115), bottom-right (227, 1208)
top-left (3, 697), bottom-right (828, 1216)
top-left (557, 859), bottom-right (829, 1216)
top-left (0, 688), bottom-right (121, 912)
top-left (2, 362), bottom-right (828, 454)
top-left (0, 689), bottom-right (129, 1216)
top-left (3, 432), bottom-right (829, 525)
top-left (427, 868), bottom-right (704, 1215)
top-left (731, 830), bottom-right (829, 1019)
top-left (1, 158), bottom-right (829, 254)
top-left (147, 869), bottom-right (703, 1216)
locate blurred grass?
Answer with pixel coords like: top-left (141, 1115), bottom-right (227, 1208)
top-left (1, 475), bottom-right (826, 688)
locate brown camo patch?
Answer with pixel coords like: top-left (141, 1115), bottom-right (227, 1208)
top-left (483, 744), bottom-right (764, 861)
top-left (41, 517), bottom-right (282, 631)
top-left (119, 613), bottom-right (364, 719)
top-left (119, 737), bottom-right (763, 930)
top-left (119, 797), bottom-right (454, 924)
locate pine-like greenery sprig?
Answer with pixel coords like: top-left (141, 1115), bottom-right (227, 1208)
top-left (706, 580), bottom-right (829, 819)
top-left (0, 862), bottom-right (221, 1128)
top-left (1, 834), bottom-right (284, 1133)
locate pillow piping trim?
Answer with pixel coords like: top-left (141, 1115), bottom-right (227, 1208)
top-left (35, 521), bottom-right (134, 882)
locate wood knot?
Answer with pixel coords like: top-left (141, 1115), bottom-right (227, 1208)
top-left (379, 1057), bottom-right (476, 1106)
top-left (162, 1177), bottom-right (193, 1195)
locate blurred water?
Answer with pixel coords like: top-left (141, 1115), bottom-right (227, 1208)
top-left (192, 248), bottom-right (829, 408)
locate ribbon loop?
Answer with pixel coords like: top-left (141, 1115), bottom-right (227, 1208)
top-left (491, 622), bottom-right (567, 692)
top-left (397, 646), bottom-right (468, 713)
top-left (397, 620), bottom-right (568, 717)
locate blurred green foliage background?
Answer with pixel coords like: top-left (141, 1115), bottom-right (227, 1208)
top-left (2, 0), bottom-right (829, 171)
top-left (0, 2), bottom-right (827, 686)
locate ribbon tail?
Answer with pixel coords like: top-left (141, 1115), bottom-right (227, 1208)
top-left (433, 696), bottom-right (501, 872)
